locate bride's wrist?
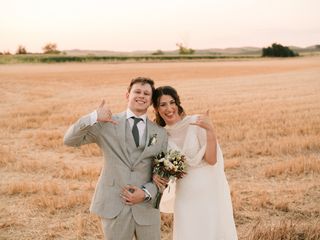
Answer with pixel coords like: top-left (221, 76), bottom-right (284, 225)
top-left (206, 130), bottom-right (216, 140)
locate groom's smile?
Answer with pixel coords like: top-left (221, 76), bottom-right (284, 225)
top-left (126, 82), bottom-right (152, 116)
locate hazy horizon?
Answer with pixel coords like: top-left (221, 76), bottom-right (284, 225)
top-left (1, 0), bottom-right (319, 53)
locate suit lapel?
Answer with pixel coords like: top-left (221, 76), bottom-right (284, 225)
top-left (115, 112), bottom-right (131, 167)
top-left (133, 118), bottom-right (155, 167)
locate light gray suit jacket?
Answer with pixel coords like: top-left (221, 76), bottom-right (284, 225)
top-left (63, 111), bottom-right (168, 225)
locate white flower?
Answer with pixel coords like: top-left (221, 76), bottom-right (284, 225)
top-left (164, 159), bottom-right (174, 170)
top-left (149, 134), bottom-right (158, 146)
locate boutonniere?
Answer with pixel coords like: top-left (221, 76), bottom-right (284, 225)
top-left (148, 134), bottom-right (157, 147)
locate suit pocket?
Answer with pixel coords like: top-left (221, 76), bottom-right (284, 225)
top-left (106, 180), bottom-right (114, 187)
top-left (106, 178), bottom-right (115, 186)
top-left (104, 174), bottom-right (115, 186)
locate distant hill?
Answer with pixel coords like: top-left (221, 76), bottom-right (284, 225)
top-left (65, 49), bottom-right (152, 56)
top-left (65, 47), bottom-right (262, 56)
top-left (195, 47), bottom-right (261, 55)
top-left (289, 45), bottom-right (320, 53)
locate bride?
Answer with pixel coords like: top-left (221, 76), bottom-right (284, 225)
top-left (152, 86), bottom-right (238, 240)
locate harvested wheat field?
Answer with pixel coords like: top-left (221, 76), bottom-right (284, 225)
top-left (0, 57), bottom-right (319, 240)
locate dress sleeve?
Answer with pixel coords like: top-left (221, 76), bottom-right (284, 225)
top-left (183, 116), bottom-right (207, 167)
top-left (159, 179), bottom-right (176, 213)
top-left (197, 122), bottom-right (207, 148)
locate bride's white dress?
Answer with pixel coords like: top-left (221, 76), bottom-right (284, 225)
top-left (160, 115), bottom-right (238, 240)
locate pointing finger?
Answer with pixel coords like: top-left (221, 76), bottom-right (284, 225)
top-left (99, 99), bottom-right (105, 108)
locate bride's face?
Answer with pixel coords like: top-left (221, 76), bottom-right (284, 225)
top-left (157, 95), bottom-right (181, 125)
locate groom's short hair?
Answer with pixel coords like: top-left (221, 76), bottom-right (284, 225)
top-left (128, 77), bottom-right (155, 95)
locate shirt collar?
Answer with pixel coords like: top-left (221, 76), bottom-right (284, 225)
top-left (126, 108), bottom-right (147, 122)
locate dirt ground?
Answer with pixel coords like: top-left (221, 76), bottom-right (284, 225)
top-left (0, 57), bottom-right (319, 239)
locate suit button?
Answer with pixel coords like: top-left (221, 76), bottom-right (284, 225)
top-left (130, 169), bottom-right (134, 172)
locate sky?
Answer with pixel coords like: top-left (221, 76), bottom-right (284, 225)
top-left (1, 0), bottom-right (319, 53)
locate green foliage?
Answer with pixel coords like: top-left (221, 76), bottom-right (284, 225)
top-left (176, 43), bottom-right (195, 55)
top-left (16, 45), bottom-right (27, 55)
top-left (42, 43), bottom-right (61, 54)
top-left (152, 50), bottom-right (164, 55)
top-left (0, 54), bottom-right (259, 64)
top-left (262, 43), bottom-right (298, 57)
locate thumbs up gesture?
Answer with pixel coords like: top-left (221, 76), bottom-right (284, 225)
top-left (97, 99), bottom-right (118, 124)
top-left (190, 110), bottom-right (214, 131)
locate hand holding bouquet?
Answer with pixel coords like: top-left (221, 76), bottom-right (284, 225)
top-left (152, 150), bottom-right (187, 208)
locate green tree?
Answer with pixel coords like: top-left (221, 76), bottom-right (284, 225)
top-left (176, 43), bottom-right (195, 55)
top-left (262, 43), bottom-right (298, 57)
top-left (16, 45), bottom-right (27, 54)
top-left (42, 43), bottom-right (60, 54)
top-left (152, 50), bottom-right (164, 55)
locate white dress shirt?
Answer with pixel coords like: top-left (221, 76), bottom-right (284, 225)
top-left (126, 109), bottom-right (147, 146)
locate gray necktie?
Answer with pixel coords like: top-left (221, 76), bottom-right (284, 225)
top-left (131, 117), bottom-right (142, 147)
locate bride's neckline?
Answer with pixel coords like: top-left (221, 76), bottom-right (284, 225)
top-left (165, 115), bottom-right (192, 131)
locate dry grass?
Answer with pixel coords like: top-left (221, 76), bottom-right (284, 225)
top-left (264, 155), bottom-right (320, 178)
top-left (0, 146), bottom-right (16, 167)
top-left (246, 220), bottom-right (320, 240)
top-left (0, 57), bottom-right (319, 239)
top-left (52, 163), bottom-right (100, 180)
top-left (33, 192), bottom-right (91, 212)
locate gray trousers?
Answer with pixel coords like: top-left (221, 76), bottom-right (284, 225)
top-left (101, 206), bottom-right (160, 240)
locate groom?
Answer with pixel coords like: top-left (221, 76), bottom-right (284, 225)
top-left (64, 77), bottom-right (168, 240)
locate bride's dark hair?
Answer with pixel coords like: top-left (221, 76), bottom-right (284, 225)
top-left (152, 86), bottom-right (185, 126)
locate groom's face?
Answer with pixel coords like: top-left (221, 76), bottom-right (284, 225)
top-left (126, 82), bottom-right (152, 116)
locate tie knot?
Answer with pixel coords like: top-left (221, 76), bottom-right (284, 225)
top-left (132, 116), bottom-right (142, 124)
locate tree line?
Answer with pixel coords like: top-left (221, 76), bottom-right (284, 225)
top-left (0, 43), bottom-right (61, 55)
top-left (1, 42), bottom-right (302, 57)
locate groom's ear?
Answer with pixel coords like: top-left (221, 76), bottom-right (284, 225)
top-left (125, 91), bottom-right (129, 100)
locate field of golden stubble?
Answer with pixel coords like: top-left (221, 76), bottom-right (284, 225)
top-left (0, 57), bottom-right (319, 240)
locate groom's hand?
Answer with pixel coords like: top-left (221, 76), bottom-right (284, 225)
top-left (121, 185), bottom-right (145, 205)
top-left (97, 99), bottom-right (118, 124)
top-left (153, 174), bottom-right (169, 191)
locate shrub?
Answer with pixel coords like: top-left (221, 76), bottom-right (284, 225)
top-left (176, 43), bottom-right (195, 55)
top-left (42, 43), bottom-right (61, 54)
top-left (152, 50), bottom-right (164, 55)
top-left (262, 43), bottom-right (298, 57)
top-left (16, 45), bottom-right (27, 54)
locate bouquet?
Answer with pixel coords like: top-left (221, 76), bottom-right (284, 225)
top-left (152, 150), bottom-right (187, 209)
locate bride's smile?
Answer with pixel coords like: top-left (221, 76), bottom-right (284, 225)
top-left (157, 95), bottom-right (181, 126)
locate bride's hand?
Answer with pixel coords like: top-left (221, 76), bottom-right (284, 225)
top-left (190, 110), bottom-right (214, 132)
top-left (153, 174), bottom-right (169, 190)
